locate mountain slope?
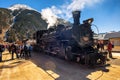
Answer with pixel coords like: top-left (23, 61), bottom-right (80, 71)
top-left (6, 6), bottom-right (48, 42)
top-left (0, 8), bottom-right (12, 30)
top-left (11, 9), bottom-right (48, 39)
top-left (0, 8), bottom-right (12, 41)
top-left (0, 4), bottom-right (71, 42)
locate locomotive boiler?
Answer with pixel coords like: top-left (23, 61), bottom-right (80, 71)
top-left (37, 11), bottom-right (106, 66)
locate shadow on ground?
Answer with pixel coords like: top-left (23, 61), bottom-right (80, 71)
top-left (30, 52), bottom-right (111, 80)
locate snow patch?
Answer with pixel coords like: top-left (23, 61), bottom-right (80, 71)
top-left (8, 4), bottom-right (34, 11)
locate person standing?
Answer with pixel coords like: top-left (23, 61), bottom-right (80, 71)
top-left (107, 41), bottom-right (113, 58)
top-left (11, 43), bottom-right (19, 60)
top-left (28, 44), bottom-right (33, 57)
top-left (100, 41), bottom-right (104, 51)
top-left (8, 44), bottom-right (12, 53)
top-left (0, 44), bottom-right (4, 62)
top-left (97, 41), bottom-right (100, 51)
top-left (19, 44), bottom-right (24, 58)
top-left (23, 43), bottom-right (28, 59)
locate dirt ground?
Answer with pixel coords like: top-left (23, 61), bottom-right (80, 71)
top-left (0, 50), bottom-right (120, 80)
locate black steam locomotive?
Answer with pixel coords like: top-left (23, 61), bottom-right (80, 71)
top-left (36, 11), bottom-right (107, 66)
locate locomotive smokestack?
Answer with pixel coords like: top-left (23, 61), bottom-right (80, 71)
top-left (72, 11), bottom-right (81, 25)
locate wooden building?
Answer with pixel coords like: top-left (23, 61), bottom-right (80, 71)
top-left (104, 32), bottom-right (120, 52)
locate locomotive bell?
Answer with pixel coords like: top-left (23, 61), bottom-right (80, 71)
top-left (72, 11), bottom-right (81, 25)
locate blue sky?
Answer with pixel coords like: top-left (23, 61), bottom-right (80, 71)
top-left (0, 0), bottom-right (120, 33)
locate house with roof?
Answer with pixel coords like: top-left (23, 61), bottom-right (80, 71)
top-left (104, 32), bottom-right (120, 52)
top-left (93, 32), bottom-right (120, 51)
top-left (93, 33), bottom-right (108, 44)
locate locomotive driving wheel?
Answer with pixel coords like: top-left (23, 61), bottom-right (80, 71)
top-left (65, 46), bottom-right (74, 61)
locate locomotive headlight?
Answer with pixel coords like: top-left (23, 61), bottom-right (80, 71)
top-left (83, 18), bottom-right (94, 24)
top-left (83, 37), bottom-right (89, 41)
top-left (88, 20), bottom-right (92, 24)
top-left (88, 18), bottom-right (93, 24)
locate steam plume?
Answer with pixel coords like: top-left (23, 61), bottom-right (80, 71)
top-left (41, 6), bottom-right (61, 29)
top-left (41, 0), bottom-right (101, 28)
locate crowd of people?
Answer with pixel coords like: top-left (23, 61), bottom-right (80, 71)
top-left (0, 42), bottom-right (33, 61)
top-left (96, 40), bottom-right (114, 59)
top-left (0, 40), bottom-right (115, 62)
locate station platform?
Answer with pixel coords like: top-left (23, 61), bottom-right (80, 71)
top-left (0, 51), bottom-right (55, 80)
top-left (0, 50), bottom-right (120, 80)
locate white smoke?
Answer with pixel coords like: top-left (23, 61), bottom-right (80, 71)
top-left (41, 6), bottom-right (62, 29)
top-left (41, 0), bottom-right (102, 28)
